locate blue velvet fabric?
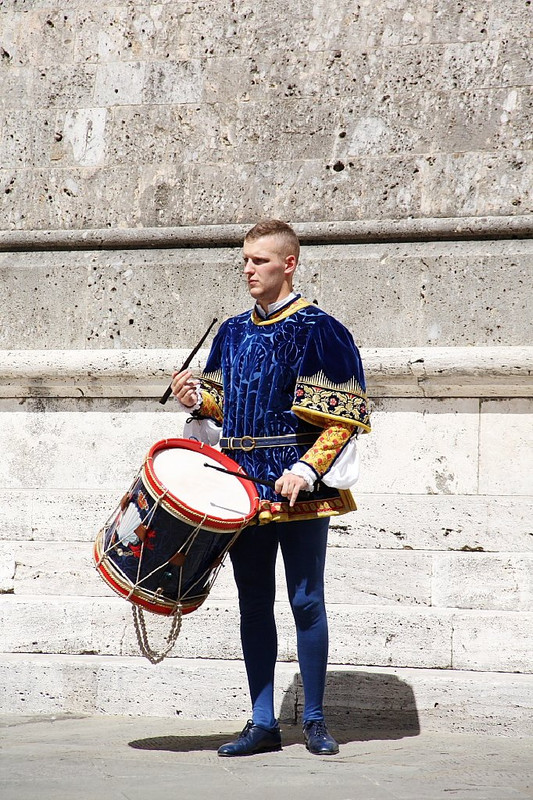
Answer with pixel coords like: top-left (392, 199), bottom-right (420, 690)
top-left (201, 297), bottom-right (366, 501)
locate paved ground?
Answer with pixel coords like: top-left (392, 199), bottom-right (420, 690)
top-left (1, 714), bottom-right (532, 800)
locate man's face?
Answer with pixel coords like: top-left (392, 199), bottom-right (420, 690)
top-left (242, 235), bottom-right (296, 309)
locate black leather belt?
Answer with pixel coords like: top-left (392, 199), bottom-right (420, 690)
top-left (220, 433), bottom-right (317, 452)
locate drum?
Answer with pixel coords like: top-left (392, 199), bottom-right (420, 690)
top-left (94, 438), bottom-right (259, 617)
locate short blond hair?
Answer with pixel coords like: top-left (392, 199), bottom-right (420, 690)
top-left (244, 219), bottom-right (300, 262)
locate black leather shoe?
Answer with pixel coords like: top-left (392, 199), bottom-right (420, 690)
top-left (303, 720), bottom-right (339, 755)
top-left (218, 720), bottom-right (282, 757)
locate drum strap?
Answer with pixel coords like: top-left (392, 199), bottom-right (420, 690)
top-left (220, 433), bottom-right (317, 452)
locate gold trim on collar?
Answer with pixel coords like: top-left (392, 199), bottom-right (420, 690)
top-left (251, 296), bottom-right (312, 325)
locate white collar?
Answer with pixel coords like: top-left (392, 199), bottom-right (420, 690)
top-left (254, 292), bottom-right (298, 319)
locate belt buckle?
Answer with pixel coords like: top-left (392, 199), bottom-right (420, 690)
top-left (240, 436), bottom-right (256, 452)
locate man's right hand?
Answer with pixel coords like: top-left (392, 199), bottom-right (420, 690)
top-left (171, 369), bottom-right (199, 408)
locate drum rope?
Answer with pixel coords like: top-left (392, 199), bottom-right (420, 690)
top-left (177, 520), bottom-right (247, 600)
top-left (132, 603), bottom-right (183, 664)
top-left (127, 490), bottom-right (170, 601)
top-left (127, 511), bottom-right (209, 598)
top-left (175, 512), bottom-right (208, 601)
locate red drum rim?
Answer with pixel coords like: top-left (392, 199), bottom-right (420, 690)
top-left (143, 438), bottom-right (259, 532)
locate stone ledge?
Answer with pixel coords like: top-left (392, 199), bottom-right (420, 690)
top-left (1, 346), bottom-right (532, 398)
top-left (0, 217), bottom-right (532, 252)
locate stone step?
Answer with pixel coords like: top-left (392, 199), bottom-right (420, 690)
top-left (1, 653), bottom-right (531, 737)
top-left (2, 539), bottom-right (533, 610)
top-left (3, 490), bottom-right (533, 552)
top-left (1, 595), bottom-right (532, 673)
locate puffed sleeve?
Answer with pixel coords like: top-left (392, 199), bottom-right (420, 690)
top-left (292, 315), bottom-right (371, 433)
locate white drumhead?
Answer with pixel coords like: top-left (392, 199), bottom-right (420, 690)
top-left (152, 447), bottom-right (253, 520)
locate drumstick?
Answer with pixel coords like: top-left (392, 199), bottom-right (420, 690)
top-left (159, 317), bottom-right (218, 405)
top-left (204, 462), bottom-right (277, 489)
top-left (204, 463), bottom-right (316, 497)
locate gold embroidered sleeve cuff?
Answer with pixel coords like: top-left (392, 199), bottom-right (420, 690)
top-left (197, 371), bottom-right (224, 424)
top-left (292, 373), bottom-right (371, 433)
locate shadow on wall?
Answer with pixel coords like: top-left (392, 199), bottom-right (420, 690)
top-left (279, 670), bottom-right (420, 741)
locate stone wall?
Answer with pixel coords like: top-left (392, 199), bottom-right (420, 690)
top-left (0, 0), bottom-right (532, 733)
top-left (1, 1), bottom-right (532, 228)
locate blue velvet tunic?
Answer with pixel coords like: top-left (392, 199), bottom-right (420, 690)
top-left (199, 296), bottom-right (369, 502)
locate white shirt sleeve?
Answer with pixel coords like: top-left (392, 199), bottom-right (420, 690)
top-left (321, 436), bottom-right (360, 489)
top-left (182, 416), bottom-right (222, 447)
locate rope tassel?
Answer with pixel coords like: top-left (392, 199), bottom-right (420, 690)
top-left (131, 604), bottom-right (183, 664)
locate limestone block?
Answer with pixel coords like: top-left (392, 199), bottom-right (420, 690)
top-left (0, 595), bottom-right (242, 660)
top-left (330, 494), bottom-right (490, 552)
top-left (479, 399), bottom-right (533, 496)
top-left (498, 36), bottom-right (533, 86)
top-left (104, 105), bottom-right (176, 168)
top-left (431, 3), bottom-right (490, 43)
top-left (31, 64), bottom-right (97, 109)
top-left (330, 494), bottom-right (533, 552)
top-left (452, 611), bottom-right (533, 672)
top-left (93, 61), bottom-right (146, 106)
top-left (326, 549), bottom-right (433, 606)
top-left (13, 542), bottom-right (108, 598)
top-left (0, 402), bottom-right (187, 491)
top-left (355, 397), bottom-right (479, 496)
top-left (82, 247), bottom-right (247, 349)
top-left (209, 100), bottom-right (342, 165)
top-left (0, 654), bottom-right (99, 715)
top-left (62, 108), bottom-right (108, 168)
top-left (438, 41), bottom-right (503, 92)
top-left (74, 6), bottom-right (131, 64)
top-left (0, 252), bottom-right (89, 349)
top-left (419, 151), bottom-right (533, 218)
top-left (319, 665), bottom-right (533, 735)
top-left (143, 60), bottom-right (204, 105)
top-left (6, 9), bottom-right (76, 67)
top-left (92, 655), bottom-right (270, 719)
top-left (326, 606), bottom-right (453, 669)
top-left (342, 1), bottom-right (434, 49)
top-left (0, 653), bottom-right (298, 719)
top-left (29, 490), bottom-right (118, 542)
top-left (432, 554), bottom-right (533, 611)
top-left (319, 240), bottom-right (533, 348)
top-left (0, 492), bottom-right (32, 541)
top-left (0, 108), bottom-right (59, 170)
top-left (486, 497), bottom-right (533, 549)
top-left (0, 65), bottom-right (35, 110)
top-left (29, 167), bottom-right (142, 231)
top-left (0, 543), bottom-right (15, 593)
top-left (0, 596), bottom-right (97, 655)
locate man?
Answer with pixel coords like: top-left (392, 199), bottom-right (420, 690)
top-left (172, 220), bottom-right (370, 756)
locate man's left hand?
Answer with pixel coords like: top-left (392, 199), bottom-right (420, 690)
top-left (274, 473), bottom-right (308, 507)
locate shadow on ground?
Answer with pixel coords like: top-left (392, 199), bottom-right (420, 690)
top-left (129, 669), bottom-right (420, 752)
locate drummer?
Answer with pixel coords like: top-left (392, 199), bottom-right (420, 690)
top-left (171, 220), bottom-right (370, 757)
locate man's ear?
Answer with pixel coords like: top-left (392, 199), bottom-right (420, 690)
top-left (284, 254), bottom-right (297, 277)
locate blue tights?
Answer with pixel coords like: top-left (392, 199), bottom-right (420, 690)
top-left (229, 517), bottom-right (330, 729)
